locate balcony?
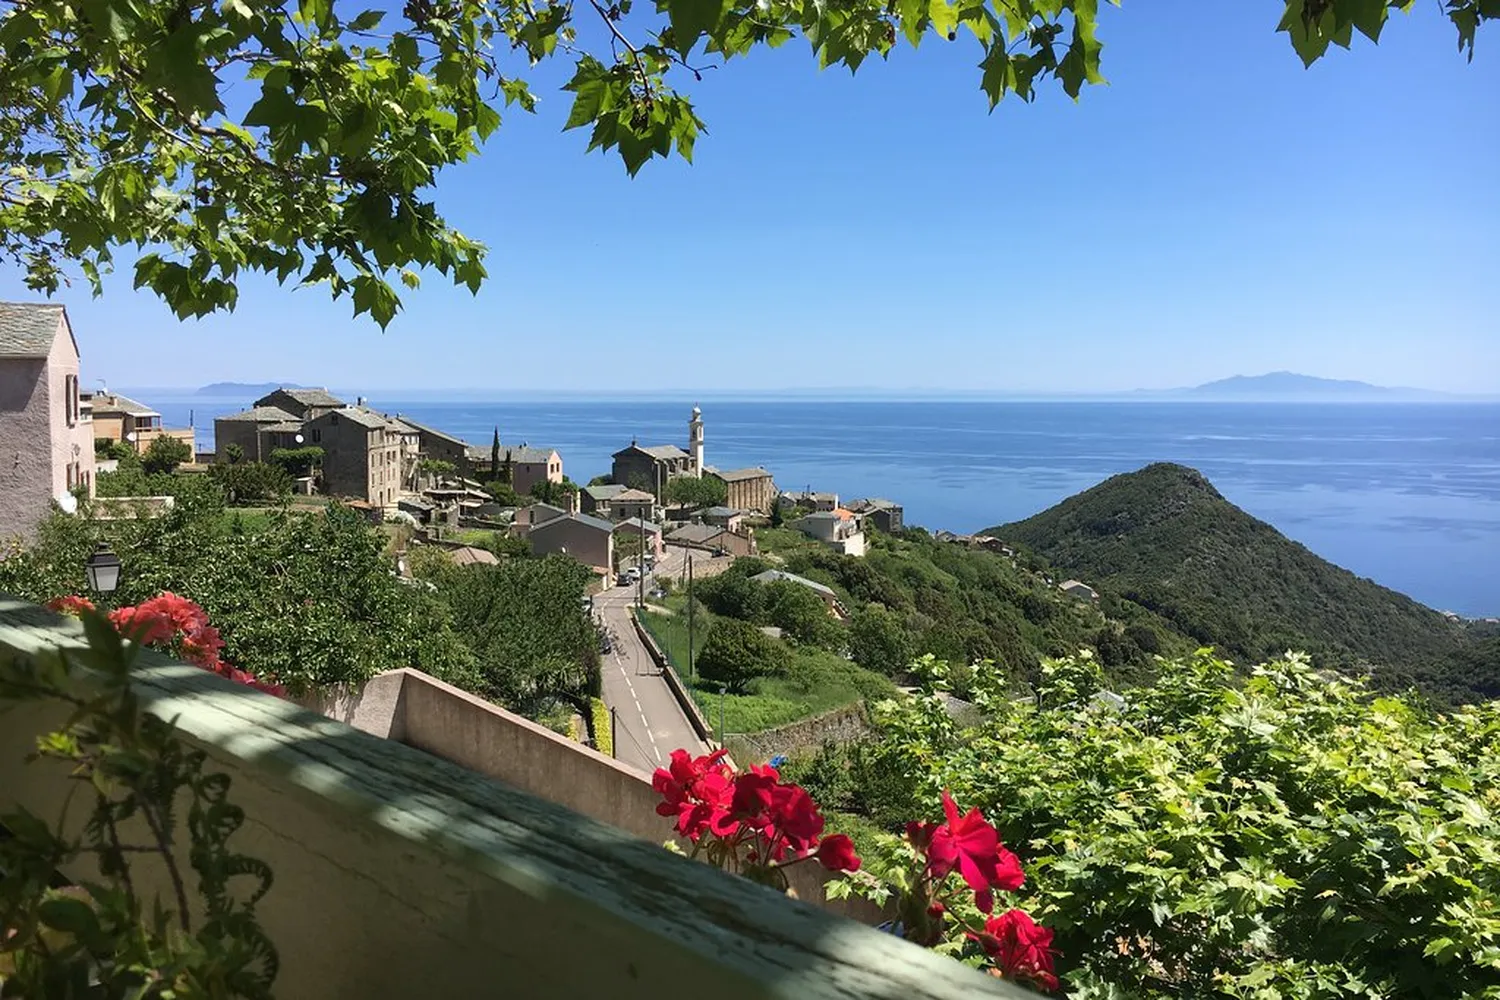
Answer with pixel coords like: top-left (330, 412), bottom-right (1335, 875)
top-left (0, 595), bottom-right (1023, 999)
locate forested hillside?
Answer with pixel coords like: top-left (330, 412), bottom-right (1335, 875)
top-left (988, 463), bottom-right (1498, 702)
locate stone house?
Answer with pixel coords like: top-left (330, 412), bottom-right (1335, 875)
top-left (384, 416), bottom-right (422, 490)
top-left (512, 502), bottom-right (567, 534)
top-left (304, 407), bottom-right (403, 506)
top-left (502, 445), bottom-right (563, 497)
top-left (583, 484), bottom-right (657, 522)
top-left (527, 512), bottom-right (614, 576)
top-left (707, 467), bottom-right (775, 514)
top-left (398, 418), bottom-right (472, 473)
top-left (847, 497), bottom-right (903, 534)
top-left (791, 509), bottom-right (866, 557)
top-left (613, 517), bottom-right (664, 562)
top-left (700, 506), bottom-right (745, 532)
top-left (610, 442), bottom-right (693, 498)
top-left (665, 523), bottom-right (757, 558)
top-left (1059, 580), bottom-right (1100, 602)
top-left (85, 391), bottom-right (194, 457)
top-left (213, 405), bottom-right (302, 463)
top-left (778, 490), bottom-right (838, 513)
top-left (0, 302), bottom-right (95, 543)
top-left (253, 387), bottom-right (345, 421)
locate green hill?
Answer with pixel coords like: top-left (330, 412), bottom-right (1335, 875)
top-left (987, 463), bottom-right (1497, 703)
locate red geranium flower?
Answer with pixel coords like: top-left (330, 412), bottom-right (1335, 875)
top-left (925, 791), bottom-right (1024, 913)
top-left (814, 833), bottom-right (861, 872)
top-left (108, 606), bottom-right (176, 647)
top-left (47, 595), bottom-right (96, 617)
top-left (968, 909), bottom-right (1058, 992)
top-left (652, 749), bottom-right (736, 841)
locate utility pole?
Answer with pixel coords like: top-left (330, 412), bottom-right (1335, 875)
top-left (610, 707), bottom-right (618, 759)
top-left (719, 683), bottom-right (727, 748)
top-left (687, 552), bottom-right (696, 683)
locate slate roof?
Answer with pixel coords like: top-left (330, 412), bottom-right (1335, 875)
top-left (255, 387), bottom-right (344, 409)
top-left (505, 446), bottom-right (558, 464)
top-left (614, 517), bottom-right (662, 535)
top-left (530, 512), bottom-right (613, 535)
top-left (612, 488), bottom-right (656, 503)
top-left (615, 443), bottom-right (689, 461)
top-left (702, 506), bottom-right (742, 518)
top-left (0, 302), bottom-right (65, 357)
top-left (666, 524), bottom-right (725, 545)
top-left (585, 484), bottom-right (628, 501)
top-left (399, 418), bottom-right (469, 447)
top-left (751, 569), bottom-right (836, 598)
top-left (87, 392), bottom-right (160, 418)
top-left (217, 406), bottom-right (300, 423)
top-left (320, 406), bottom-right (389, 429)
top-left (710, 467), bottom-right (771, 483)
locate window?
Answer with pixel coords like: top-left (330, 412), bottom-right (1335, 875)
top-left (66, 462), bottom-right (75, 489)
top-left (311, 429), bottom-right (321, 443)
top-left (63, 374), bottom-right (77, 427)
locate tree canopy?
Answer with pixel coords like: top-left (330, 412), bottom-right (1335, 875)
top-left (663, 474), bottom-right (727, 508)
top-left (1, 1), bottom-right (1489, 324)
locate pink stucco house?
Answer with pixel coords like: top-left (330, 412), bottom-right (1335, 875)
top-left (1, 302), bottom-right (96, 544)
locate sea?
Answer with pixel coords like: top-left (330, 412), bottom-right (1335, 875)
top-left (134, 394), bottom-right (1500, 618)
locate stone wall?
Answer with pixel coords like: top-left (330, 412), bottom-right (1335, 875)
top-left (727, 702), bottom-right (871, 764)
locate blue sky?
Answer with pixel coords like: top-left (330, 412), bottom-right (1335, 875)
top-left (2, 3), bottom-right (1496, 393)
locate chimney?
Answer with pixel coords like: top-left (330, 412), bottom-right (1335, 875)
top-left (356, 396), bottom-right (366, 407)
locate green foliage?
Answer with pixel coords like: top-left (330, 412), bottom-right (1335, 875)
top-left (861, 649), bottom-right (1500, 998)
top-left (268, 445), bottom-right (324, 478)
top-left (95, 456), bottom-right (218, 501)
top-left (482, 480), bottom-right (522, 507)
top-left (0, 498), bottom-right (474, 694)
top-left (848, 603), bottom-right (915, 677)
top-left (586, 474), bottom-right (613, 487)
top-left (529, 477), bottom-right (578, 507)
top-left (139, 435), bottom-right (192, 475)
top-left (762, 579), bottom-right (843, 649)
top-left (991, 462), bottom-right (1495, 702)
top-left (207, 461), bottom-right (292, 506)
top-left (590, 696), bottom-right (613, 757)
top-left (696, 617), bottom-right (789, 694)
top-left (93, 438), bottom-right (132, 461)
top-left (433, 555), bottom-right (601, 714)
top-left (224, 443), bottom-right (244, 465)
top-left (6, 1), bottom-right (1483, 323)
top-left (0, 612), bottom-right (277, 997)
top-left (663, 475), bottom-right (727, 508)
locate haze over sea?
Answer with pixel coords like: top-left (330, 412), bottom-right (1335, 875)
top-left (141, 394), bottom-right (1500, 618)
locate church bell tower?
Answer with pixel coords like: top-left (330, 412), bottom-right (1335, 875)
top-left (689, 405), bottom-right (704, 477)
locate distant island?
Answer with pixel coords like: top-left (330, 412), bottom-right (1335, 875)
top-left (1138, 371), bottom-right (1452, 402)
top-left (195, 381), bottom-right (313, 397)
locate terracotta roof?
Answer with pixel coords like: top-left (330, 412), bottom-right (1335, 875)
top-left (0, 302), bottom-right (65, 357)
top-left (448, 546), bottom-right (500, 566)
top-left (612, 487), bottom-right (656, 502)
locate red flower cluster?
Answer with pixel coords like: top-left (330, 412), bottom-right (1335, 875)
top-left (969, 909), bottom-right (1058, 992)
top-left (907, 790), bottom-right (1025, 913)
top-left (653, 749), bottom-right (860, 877)
top-left (47, 595), bottom-right (97, 618)
top-left (49, 593), bottom-right (284, 698)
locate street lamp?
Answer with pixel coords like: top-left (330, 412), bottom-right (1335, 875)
top-left (84, 543), bottom-right (122, 596)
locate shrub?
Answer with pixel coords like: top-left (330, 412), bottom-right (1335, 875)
top-left (208, 461), bottom-right (292, 505)
top-left (696, 618), bottom-right (789, 694)
top-left (140, 434), bottom-right (192, 474)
